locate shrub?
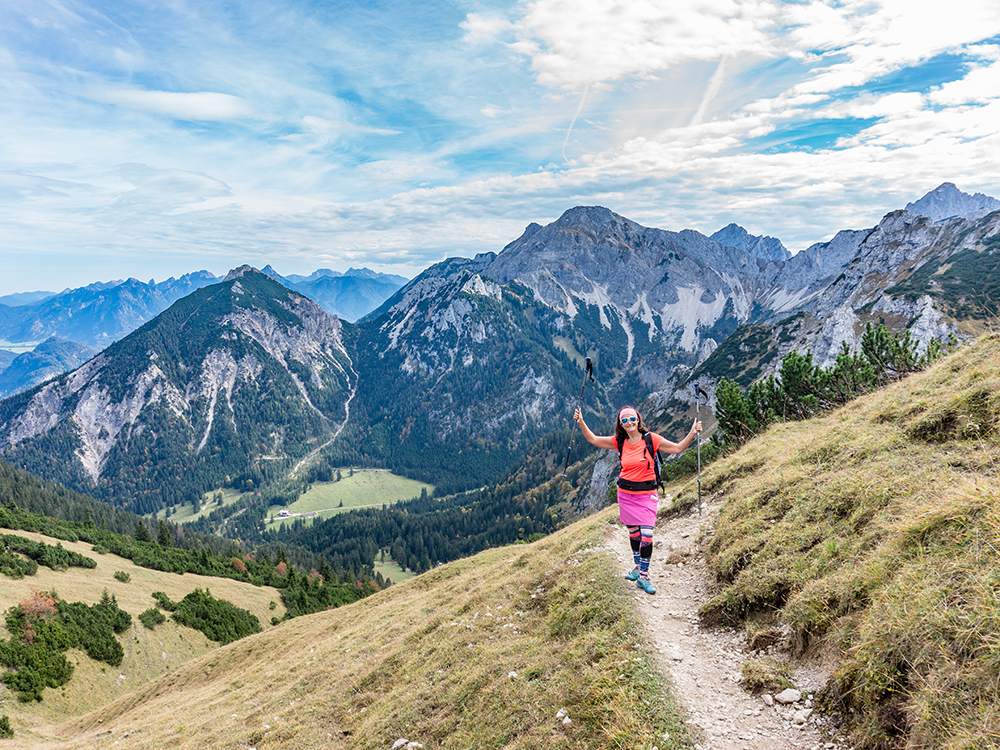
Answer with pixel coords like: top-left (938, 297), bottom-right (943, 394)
top-left (0, 589), bottom-right (130, 701)
top-left (0, 535), bottom-right (95, 574)
top-left (0, 715), bottom-right (12, 738)
top-left (0, 550), bottom-right (38, 579)
top-left (716, 323), bottom-right (953, 448)
top-left (113, 571), bottom-right (130, 583)
top-left (151, 591), bottom-right (176, 611)
top-left (139, 608), bottom-right (166, 630)
top-left (19, 591), bottom-right (58, 623)
top-left (169, 589), bottom-right (262, 645)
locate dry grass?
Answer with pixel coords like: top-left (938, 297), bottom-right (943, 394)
top-left (698, 333), bottom-right (1000, 749)
top-left (0, 510), bottom-right (691, 750)
top-left (0, 531), bottom-right (285, 732)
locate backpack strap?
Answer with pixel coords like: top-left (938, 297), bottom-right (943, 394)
top-left (643, 432), bottom-right (662, 488)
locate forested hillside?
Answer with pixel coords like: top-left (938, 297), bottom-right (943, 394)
top-left (0, 270), bottom-right (356, 516)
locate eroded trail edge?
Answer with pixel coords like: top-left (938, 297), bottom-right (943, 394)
top-left (604, 499), bottom-right (844, 750)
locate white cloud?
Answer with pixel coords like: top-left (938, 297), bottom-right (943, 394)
top-left (510, 0), bottom-right (778, 90)
top-left (929, 59), bottom-right (1000, 105)
top-left (779, 0), bottom-right (1000, 98)
top-left (87, 87), bottom-right (254, 121)
top-left (461, 13), bottom-right (515, 43)
top-left (282, 116), bottom-right (401, 149)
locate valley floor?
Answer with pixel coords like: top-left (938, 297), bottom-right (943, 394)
top-left (608, 497), bottom-right (841, 750)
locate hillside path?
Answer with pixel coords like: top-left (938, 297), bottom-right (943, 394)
top-left (605, 498), bottom-right (841, 750)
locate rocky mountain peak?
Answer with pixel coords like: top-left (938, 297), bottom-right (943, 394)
top-left (553, 205), bottom-right (644, 236)
top-left (905, 182), bottom-right (1000, 221)
top-left (711, 223), bottom-right (791, 262)
top-left (223, 265), bottom-right (258, 282)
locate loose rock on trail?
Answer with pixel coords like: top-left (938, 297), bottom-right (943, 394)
top-left (605, 498), bottom-right (845, 750)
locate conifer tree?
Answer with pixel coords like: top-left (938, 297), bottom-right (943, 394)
top-left (134, 521), bottom-right (151, 543)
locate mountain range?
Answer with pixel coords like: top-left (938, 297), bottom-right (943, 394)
top-left (260, 265), bottom-right (408, 323)
top-left (0, 268), bottom-right (356, 515)
top-left (0, 182), bottom-right (997, 521)
top-left (0, 267), bottom-right (406, 399)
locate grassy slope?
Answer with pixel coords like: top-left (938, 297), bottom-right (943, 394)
top-left (372, 556), bottom-right (415, 584)
top-left (698, 332), bottom-right (1000, 749)
top-left (158, 488), bottom-right (245, 524)
top-left (0, 531), bottom-right (285, 733)
top-left (12, 510), bottom-right (692, 750)
top-left (265, 469), bottom-right (434, 529)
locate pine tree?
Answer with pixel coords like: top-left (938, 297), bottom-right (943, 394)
top-left (158, 520), bottom-right (173, 547)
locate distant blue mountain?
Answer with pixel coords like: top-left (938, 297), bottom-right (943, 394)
top-left (0, 349), bottom-right (16, 372)
top-left (0, 337), bottom-right (98, 398)
top-left (0, 291), bottom-right (56, 307)
top-left (261, 266), bottom-right (408, 322)
top-left (0, 272), bottom-right (220, 348)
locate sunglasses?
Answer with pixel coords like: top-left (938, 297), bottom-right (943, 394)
top-left (620, 415), bottom-right (638, 424)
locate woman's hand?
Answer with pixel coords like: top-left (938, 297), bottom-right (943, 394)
top-left (691, 419), bottom-right (702, 436)
top-left (573, 407), bottom-right (584, 426)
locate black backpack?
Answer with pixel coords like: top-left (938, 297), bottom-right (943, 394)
top-left (615, 432), bottom-right (661, 491)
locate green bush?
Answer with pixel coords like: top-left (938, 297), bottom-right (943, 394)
top-left (0, 550), bottom-right (38, 579)
top-left (138, 608), bottom-right (166, 630)
top-left (0, 534), bottom-right (95, 575)
top-left (151, 591), bottom-right (176, 611)
top-left (113, 571), bottom-right (130, 583)
top-left (0, 715), bottom-right (12, 738)
top-left (168, 589), bottom-right (262, 645)
top-left (0, 589), bottom-right (131, 701)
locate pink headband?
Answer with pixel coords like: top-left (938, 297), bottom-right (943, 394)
top-left (620, 408), bottom-right (638, 419)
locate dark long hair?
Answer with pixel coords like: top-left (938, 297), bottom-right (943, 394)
top-left (614, 406), bottom-right (650, 448)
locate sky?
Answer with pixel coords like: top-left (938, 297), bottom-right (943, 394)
top-left (2, 0), bottom-right (1000, 295)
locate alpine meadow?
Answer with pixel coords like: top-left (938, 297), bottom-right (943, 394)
top-left (0, 182), bottom-right (998, 749)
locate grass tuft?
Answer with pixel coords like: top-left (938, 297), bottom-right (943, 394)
top-left (741, 657), bottom-right (795, 694)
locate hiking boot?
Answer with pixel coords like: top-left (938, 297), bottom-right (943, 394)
top-left (635, 577), bottom-right (656, 594)
top-left (624, 567), bottom-right (640, 581)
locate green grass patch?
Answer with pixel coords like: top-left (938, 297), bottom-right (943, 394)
top-left (158, 488), bottom-right (246, 524)
top-left (741, 657), bottom-right (795, 694)
top-left (373, 556), bottom-right (415, 585)
top-left (264, 469), bottom-right (434, 529)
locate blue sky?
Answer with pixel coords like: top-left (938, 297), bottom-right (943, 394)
top-left (2, 0), bottom-right (1000, 295)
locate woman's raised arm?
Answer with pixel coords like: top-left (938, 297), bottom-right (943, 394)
top-left (574, 408), bottom-right (616, 450)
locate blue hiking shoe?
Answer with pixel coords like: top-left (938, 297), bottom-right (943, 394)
top-left (625, 567), bottom-right (640, 581)
top-left (636, 577), bottom-right (656, 595)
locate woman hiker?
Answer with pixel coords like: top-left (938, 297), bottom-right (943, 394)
top-left (573, 405), bottom-right (701, 594)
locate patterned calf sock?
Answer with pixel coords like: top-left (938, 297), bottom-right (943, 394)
top-left (628, 526), bottom-right (641, 569)
top-left (639, 525), bottom-right (654, 578)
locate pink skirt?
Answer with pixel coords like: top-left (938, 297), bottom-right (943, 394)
top-left (617, 488), bottom-right (658, 526)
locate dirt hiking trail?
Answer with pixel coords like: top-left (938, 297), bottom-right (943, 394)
top-left (604, 497), bottom-right (848, 750)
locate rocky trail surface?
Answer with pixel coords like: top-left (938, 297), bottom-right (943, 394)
top-left (606, 498), bottom-right (847, 750)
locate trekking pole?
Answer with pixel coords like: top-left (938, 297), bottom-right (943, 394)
top-left (695, 385), bottom-right (708, 515)
top-left (563, 358), bottom-right (595, 476)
